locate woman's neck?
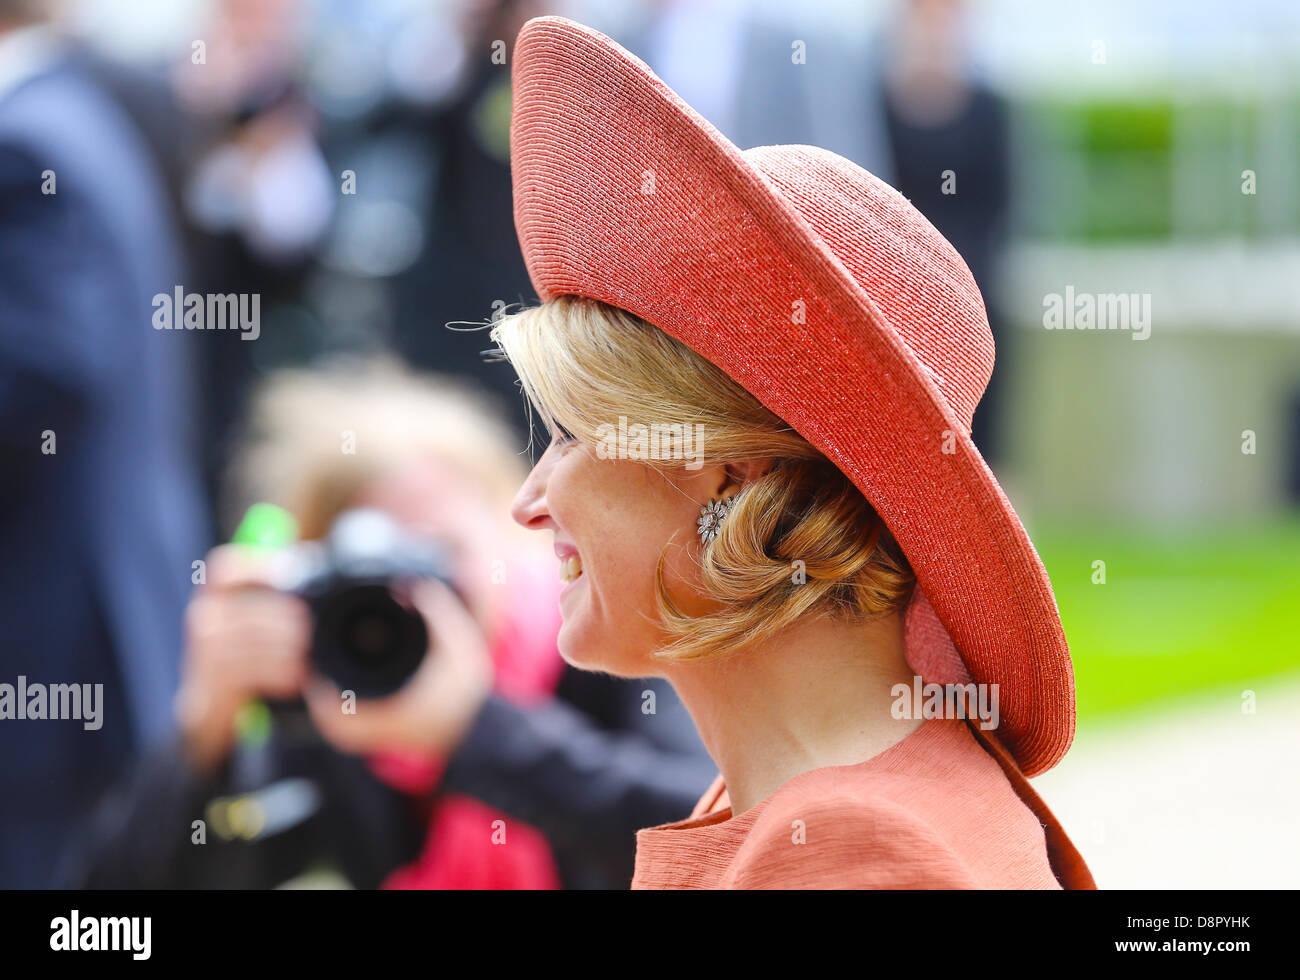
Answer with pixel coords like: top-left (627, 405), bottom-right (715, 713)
top-left (662, 611), bottom-right (924, 817)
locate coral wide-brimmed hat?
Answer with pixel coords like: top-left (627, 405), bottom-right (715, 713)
top-left (509, 16), bottom-right (1075, 776)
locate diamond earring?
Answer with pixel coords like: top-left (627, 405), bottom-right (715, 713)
top-left (697, 490), bottom-right (738, 543)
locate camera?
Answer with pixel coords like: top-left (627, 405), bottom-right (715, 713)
top-left (272, 509), bottom-right (456, 699)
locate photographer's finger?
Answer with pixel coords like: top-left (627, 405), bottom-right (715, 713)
top-left (247, 641), bottom-right (311, 697)
top-left (410, 578), bottom-right (479, 644)
top-left (303, 679), bottom-right (368, 753)
top-left (203, 543), bottom-right (288, 590)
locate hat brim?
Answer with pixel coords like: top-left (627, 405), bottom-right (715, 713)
top-left (509, 16), bottom-right (1074, 775)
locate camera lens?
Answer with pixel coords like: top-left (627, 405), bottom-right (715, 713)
top-left (310, 583), bottom-right (427, 699)
top-left (347, 611), bottom-right (395, 661)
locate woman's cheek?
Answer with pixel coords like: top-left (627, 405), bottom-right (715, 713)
top-left (659, 540), bottom-right (711, 618)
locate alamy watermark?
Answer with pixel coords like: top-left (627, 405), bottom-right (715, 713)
top-left (152, 286), bottom-right (260, 340)
top-left (50, 910), bottom-right (150, 960)
top-left (0, 676), bottom-right (103, 730)
top-left (891, 676), bottom-right (999, 731)
top-left (1043, 286), bottom-right (1151, 340)
top-left (594, 416), bottom-right (705, 470)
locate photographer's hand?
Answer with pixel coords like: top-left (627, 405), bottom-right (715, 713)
top-left (173, 545), bottom-right (312, 774)
top-left (303, 578), bottom-right (494, 760)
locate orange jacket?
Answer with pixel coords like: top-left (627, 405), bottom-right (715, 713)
top-left (632, 716), bottom-right (1096, 889)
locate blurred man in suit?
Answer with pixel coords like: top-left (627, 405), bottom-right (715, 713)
top-left (624, 0), bottom-right (896, 183)
top-left (0, 1), bottom-right (208, 886)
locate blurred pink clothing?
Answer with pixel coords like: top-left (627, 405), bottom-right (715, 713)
top-left (371, 557), bottom-right (567, 890)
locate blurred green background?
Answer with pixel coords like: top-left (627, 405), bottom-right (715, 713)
top-left (1037, 519), bottom-right (1300, 719)
top-left (1003, 89), bottom-right (1300, 722)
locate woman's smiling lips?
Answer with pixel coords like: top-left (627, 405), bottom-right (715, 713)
top-left (556, 542), bottom-right (584, 599)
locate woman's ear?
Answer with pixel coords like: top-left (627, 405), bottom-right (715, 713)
top-left (676, 458), bottom-right (774, 504)
top-left (721, 458), bottom-right (773, 495)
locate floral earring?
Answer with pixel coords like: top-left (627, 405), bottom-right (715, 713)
top-left (697, 488), bottom-right (738, 543)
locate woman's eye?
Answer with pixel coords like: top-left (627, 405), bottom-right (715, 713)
top-left (551, 422), bottom-right (575, 444)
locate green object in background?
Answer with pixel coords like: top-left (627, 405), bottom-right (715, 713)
top-left (1021, 97), bottom-right (1176, 241)
top-left (1036, 518), bottom-right (1300, 722)
top-left (228, 503), bottom-right (299, 745)
top-left (1078, 99), bottom-right (1174, 153)
top-left (235, 699), bottom-right (274, 747)
top-left (231, 502), bottom-right (299, 549)
top-left (1014, 94), bottom-right (1298, 242)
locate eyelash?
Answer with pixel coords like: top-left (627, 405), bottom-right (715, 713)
top-left (551, 422), bottom-right (575, 444)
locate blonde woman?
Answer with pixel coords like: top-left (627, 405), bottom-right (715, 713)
top-left (489, 17), bottom-right (1095, 889)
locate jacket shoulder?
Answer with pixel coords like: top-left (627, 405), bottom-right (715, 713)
top-left (729, 784), bottom-right (979, 889)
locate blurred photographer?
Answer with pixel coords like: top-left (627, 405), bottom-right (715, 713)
top-left (61, 359), bottom-right (714, 889)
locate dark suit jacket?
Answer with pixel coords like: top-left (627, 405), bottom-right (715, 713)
top-left (0, 51), bottom-right (207, 887)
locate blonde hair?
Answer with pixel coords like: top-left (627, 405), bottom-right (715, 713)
top-left (490, 295), bottom-right (915, 661)
top-left (229, 357), bottom-right (527, 541)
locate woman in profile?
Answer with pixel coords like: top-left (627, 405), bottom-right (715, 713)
top-left (491, 16), bottom-right (1095, 889)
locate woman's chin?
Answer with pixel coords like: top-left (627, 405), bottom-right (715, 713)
top-left (555, 623), bottom-right (597, 670)
top-left (556, 626), bottom-right (645, 677)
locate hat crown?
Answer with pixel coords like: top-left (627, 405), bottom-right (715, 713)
top-left (743, 145), bottom-right (994, 432)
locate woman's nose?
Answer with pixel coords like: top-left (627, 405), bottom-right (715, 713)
top-left (510, 449), bottom-right (554, 530)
